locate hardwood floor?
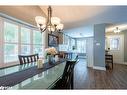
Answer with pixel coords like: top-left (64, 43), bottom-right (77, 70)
top-left (74, 59), bottom-right (127, 89)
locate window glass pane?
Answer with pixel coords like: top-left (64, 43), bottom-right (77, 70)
top-left (4, 22), bottom-right (18, 42)
top-left (77, 39), bottom-right (86, 53)
top-left (64, 35), bottom-right (68, 44)
top-left (71, 39), bottom-right (75, 46)
top-left (21, 45), bottom-right (30, 55)
top-left (70, 39), bottom-right (75, 50)
top-left (110, 38), bottom-right (119, 50)
top-left (21, 27), bottom-right (30, 44)
top-left (33, 45), bottom-right (42, 57)
top-left (4, 44), bottom-right (18, 63)
top-left (33, 31), bottom-right (42, 44)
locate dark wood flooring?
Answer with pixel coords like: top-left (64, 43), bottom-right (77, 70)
top-left (74, 59), bottom-right (127, 89)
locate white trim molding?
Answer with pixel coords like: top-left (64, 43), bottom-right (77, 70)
top-left (0, 16), bottom-right (44, 68)
top-left (124, 62), bottom-right (127, 65)
top-left (113, 62), bottom-right (127, 65)
top-left (93, 66), bottom-right (106, 71)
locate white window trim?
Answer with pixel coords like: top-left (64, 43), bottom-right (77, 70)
top-left (109, 37), bottom-right (120, 51)
top-left (0, 17), bottom-right (4, 67)
top-left (4, 20), bottom-right (19, 65)
top-left (0, 16), bottom-right (43, 68)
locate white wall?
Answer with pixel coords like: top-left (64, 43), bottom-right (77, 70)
top-left (64, 26), bottom-right (94, 67)
top-left (106, 34), bottom-right (124, 64)
top-left (64, 25), bottom-right (93, 38)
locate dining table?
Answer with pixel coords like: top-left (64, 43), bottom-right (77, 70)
top-left (0, 58), bottom-right (67, 89)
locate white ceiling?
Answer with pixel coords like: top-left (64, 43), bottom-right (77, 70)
top-left (40, 6), bottom-right (127, 29)
top-left (0, 6), bottom-right (46, 26)
top-left (64, 25), bottom-right (94, 38)
top-left (106, 23), bottom-right (127, 33)
top-left (39, 6), bottom-right (127, 38)
top-left (40, 6), bottom-right (109, 29)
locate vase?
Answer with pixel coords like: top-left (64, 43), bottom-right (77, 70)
top-left (48, 55), bottom-right (55, 64)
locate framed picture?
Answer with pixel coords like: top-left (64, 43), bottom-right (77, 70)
top-left (48, 34), bottom-right (59, 47)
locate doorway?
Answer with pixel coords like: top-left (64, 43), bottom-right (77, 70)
top-left (76, 37), bottom-right (93, 68)
top-left (76, 39), bottom-right (86, 59)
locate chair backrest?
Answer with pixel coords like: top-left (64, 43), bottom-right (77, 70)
top-left (58, 52), bottom-right (65, 58)
top-left (18, 54), bottom-right (39, 65)
top-left (105, 54), bottom-right (113, 63)
top-left (74, 55), bottom-right (78, 60)
top-left (61, 60), bottom-right (77, 89)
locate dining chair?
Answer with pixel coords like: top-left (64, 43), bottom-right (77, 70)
top-left (52, 60), bottom-right (77, 89)
top-left (105, 54), bottom-right (113, 69)
top-left (18, 54), bottom-right (39, 65)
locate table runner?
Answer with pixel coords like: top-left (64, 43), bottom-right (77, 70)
top-left (0, 59), bottom-right (66, 87)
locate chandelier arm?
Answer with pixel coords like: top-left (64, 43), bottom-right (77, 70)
top-left (48, 6), bottom-right (52, 25)
top-left (54, 24), bottom-right (57, 31)
top-left (40, 27), bottom-right (46, 33)
top-left (40, 24), bottom-right (49, 33)
top-left (35, 6), bottom-right (63, 33)
top-left (40, 6), bottom-right (52, 33)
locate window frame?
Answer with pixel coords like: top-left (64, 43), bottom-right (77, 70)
top-left (20, 26), bottom-right (32, 55)
top-left (3, 19), bottom-right (20, 64)
top-left (76, 39), bottom-right (86, 53)
top-left (32, 30), bottom-right (43, 57)
top-left (109, 37), bottom-right (120, 51)
top-left (0, 17), bottom-right (43, 68)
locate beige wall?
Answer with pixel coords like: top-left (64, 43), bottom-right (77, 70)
top-left (106, 34), bottom-right (124, 64)
top-left (44, 30), bottom-right (63, 49)
top-left (0, 6), bottom-right (46, 26)
top-left (0, 6), bottom-right (63, 51)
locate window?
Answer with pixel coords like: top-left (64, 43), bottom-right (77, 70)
top-left (21, 45), bottom-right (30, 55)
top-left (21, 27), bottom-right (30, 44)
top-left (77, 39), bottom-right (86, 53)
top-left (33, 30), bottom-right (42, 57)
top-left (21, 27), bottom-right (31, 55)
top-left (63, 34), bottom-right (76, 51)
top-left (110, 38), bottom-right (120, 50)
top-left (4, 22), bottom-right (18, 63)
top-left (70, 38), bottom-right (75, 50)
top-left (0, 17), bottom-right (44, 67)
top-left (63, 34), bottom-right (69, 45)
top-left (68, 38), bottom-right (75, 50)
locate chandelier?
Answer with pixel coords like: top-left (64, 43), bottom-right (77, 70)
top-left (35, 6), bottom-right (64, 33)
top-left (114, 27), bottom-right (121, 33)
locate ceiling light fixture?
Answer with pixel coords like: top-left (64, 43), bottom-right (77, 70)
top-left (35, 6), bottom-right (64, 33)
top-left (114, 27), bottom-right (121, 33)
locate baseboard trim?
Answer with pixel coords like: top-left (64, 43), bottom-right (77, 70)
top-left (93, 66), bottom-right (106, 71)
top-left (124, 62), bottom-right (127, 65)
top-left (113, 62), bottom-right (127, 65)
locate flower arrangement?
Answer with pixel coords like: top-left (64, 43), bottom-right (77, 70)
top-left (45, 47), bottom-right (57, 58)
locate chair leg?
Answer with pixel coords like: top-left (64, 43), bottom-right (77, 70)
top-left (71, 72), bottom-right (74, 89)
top-left (112, 62), bottom-right (113, 69)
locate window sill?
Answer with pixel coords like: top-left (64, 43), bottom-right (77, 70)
top-left (0, 61), bottom-right (19, 69)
